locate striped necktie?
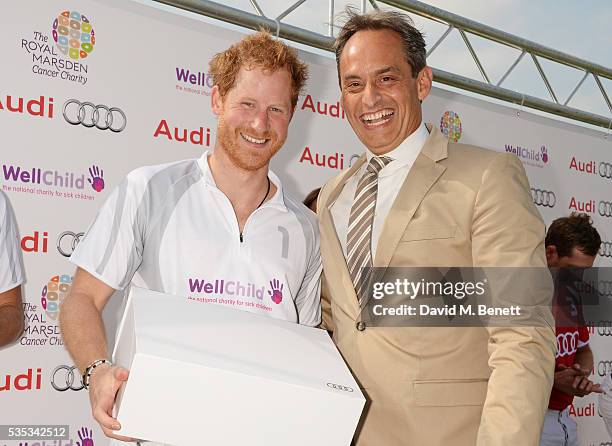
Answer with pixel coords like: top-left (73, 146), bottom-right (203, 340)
top-left (346, 156), bottom-right (392, 304)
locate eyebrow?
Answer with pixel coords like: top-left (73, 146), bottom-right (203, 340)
top-left (343, 66), bottom-right (401, 81)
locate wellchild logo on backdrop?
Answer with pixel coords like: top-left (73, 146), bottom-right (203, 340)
top-left (504, 143), bottom-right (549, 168)
top-left (1, 163), bottom-right (105, 201)
top-left (20, 10), bottom-right (95, 85)
top-left (175, 67), bottom-right (214, 96)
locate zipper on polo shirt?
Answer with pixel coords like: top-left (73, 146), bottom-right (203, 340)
top-left (239, 232), bottom-right (243, 243)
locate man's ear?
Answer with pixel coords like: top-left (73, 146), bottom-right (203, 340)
top-left (211, 85), bottom-right (223, 116)
top-left (416, 66), bottom-right (433, 103)
top-left (546, 245), bottom-right (559, 266)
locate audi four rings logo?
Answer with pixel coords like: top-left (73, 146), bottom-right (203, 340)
top-left (326, 382), bottom-right (354, 392)
top-left (556, 331), bottom-right (578, 357)
top-left (600, 241), bottom-right (612, 258)
top-left (597, 321), bottom-right (612, 336)
top-left (63, 99), bottom-right (127, 132)
top-left (599, 201), bottom-right (612, 217)
top-left (598, 360), bottom-right (612, 377)
top-left (531, 188), bottom-right (556, 207)
top-left (57, 231), bottom-right (84, 258)
top-left (51, 365), bottom-right (84, 391)
top-left (600, 162), bottom-right (612, 179)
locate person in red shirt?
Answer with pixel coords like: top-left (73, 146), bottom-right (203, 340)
top-left (541, 213), bottom-right (603, 446)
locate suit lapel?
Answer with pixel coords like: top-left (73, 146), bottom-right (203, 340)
top-left (319, 155), bottom-right (366, 317)
top-left (374, 126), bottom-right (449, 268)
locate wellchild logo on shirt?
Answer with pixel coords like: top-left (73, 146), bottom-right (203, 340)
top-left (187, 277), bottom-right (285, 310)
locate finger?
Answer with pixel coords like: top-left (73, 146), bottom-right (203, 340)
top-left (572, 376), bottom-right (583, 388)
top-left (557, 364), bottom-right (569, 371)
top-left (114, 366), bottom-right (130, 382)
top-left (93, 407), bottom-right (121, 431)
top-left (592, 384), bottom-right (604, 393)
top-left (101, 425), bottom-right (136, 442)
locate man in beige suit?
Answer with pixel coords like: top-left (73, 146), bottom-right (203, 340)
top-left (318, 10), bottom-right (556, 445)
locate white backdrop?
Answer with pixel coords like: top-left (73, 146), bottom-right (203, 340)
top-left (1, 0), bottom-right (611, 445)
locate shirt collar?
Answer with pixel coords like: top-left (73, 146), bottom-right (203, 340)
top-left (365, 121), bottom-right (429, 167)
top-left (197, 150), bottom-right (287, 212)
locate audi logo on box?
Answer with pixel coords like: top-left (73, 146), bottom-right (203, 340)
top-left (57, 231), bottom-right (84, 258)
top-left (531, 188), bottom-right (556, 207)
top-left (599, 201), bottom-right (612, 217)
top-left (326, 382), bottom-right (354, 392)
top-left (50, 365), bottom-right (84, 391)
top-left (601, 241), bottom-right (612, 258)
top-left (63, 99), bottom-right (126, 132)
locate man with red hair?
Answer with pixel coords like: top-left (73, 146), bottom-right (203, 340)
top-left (60, 31), bottom-right (320, 444)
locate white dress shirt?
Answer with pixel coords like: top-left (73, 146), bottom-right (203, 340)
top-left (330, 121), bottom-right (429, 259)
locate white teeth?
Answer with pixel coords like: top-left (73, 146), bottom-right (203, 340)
top-left (362, 109), bottom-right (394, 123)
top-left (241, 133), bottom-right (266, 144)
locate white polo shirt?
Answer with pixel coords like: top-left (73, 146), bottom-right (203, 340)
top-left (0, 191), bottom-right (25, 294)
top-left (70, 152), bottom-right (321, 326)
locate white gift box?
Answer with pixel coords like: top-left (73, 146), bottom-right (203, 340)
top-left (112, 286), bottom-right (365, 446)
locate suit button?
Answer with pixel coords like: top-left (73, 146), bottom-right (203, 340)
top-left (356, 321), bottom-right (366, 331)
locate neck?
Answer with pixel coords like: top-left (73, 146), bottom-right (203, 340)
top-left (208, 146), bottom-right (275, 214)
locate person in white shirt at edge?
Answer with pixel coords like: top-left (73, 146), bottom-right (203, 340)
top-left (59, 31), bottom-right (320, 444)
top-left (601, 373), bottom-right (612, 438)
top-left (0, 190), bottom-right (25, 348)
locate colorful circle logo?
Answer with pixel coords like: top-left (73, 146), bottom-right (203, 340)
top-left (41, 274), bottom-right (73, 321)
top-left (52, 10), bottom-right (95, 60)
top-left (440, 111), bottom-right (462, 142)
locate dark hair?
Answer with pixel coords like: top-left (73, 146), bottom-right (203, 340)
top-left (334, 9), bottom-right (426, 85)
top-left (545, 213), bottom-right (601, 257)
top-left (303, 187), bottom-right (321, 212)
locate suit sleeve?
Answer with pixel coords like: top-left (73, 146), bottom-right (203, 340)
top-left (471, 153), bottom-right (556, 446)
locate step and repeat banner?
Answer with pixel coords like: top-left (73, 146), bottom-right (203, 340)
top-left (1, 0), bottom-right (611, 445)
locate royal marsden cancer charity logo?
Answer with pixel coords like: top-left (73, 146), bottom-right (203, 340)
top-left (52, 11), bottom-right (95, 60)
top-left (41, 274), bottom-right (73, 321)
top-left (20, 10), bottom-right (95, 85)
top-left (440, 111), bottom-right (462, 142)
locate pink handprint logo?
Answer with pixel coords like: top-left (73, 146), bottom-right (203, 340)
top-left (540, 146), bottom-right (549, 163)
top-left (268, 279), bottom-right (283, 304)
top-left (88, 165), bottom-right (105, 192)
top-left (76, 427), bottom-right (94, 446)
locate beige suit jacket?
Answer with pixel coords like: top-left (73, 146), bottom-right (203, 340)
top-left (318, 126), bottom-right (556, 446)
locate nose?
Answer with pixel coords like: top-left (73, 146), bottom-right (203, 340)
top-left (249, 107), bottom-right (269, 134)
top-left (362, 81), bottom-right (382, 109)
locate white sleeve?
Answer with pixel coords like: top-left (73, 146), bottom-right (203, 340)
top-left (0, 191), bottom-right (25, 293)
top-left (601, 373), bottom-right (612, 439)
top-left (70, 175), bottom-right (145, 290)
top-left (295, 219), bottom-right (322, 327)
